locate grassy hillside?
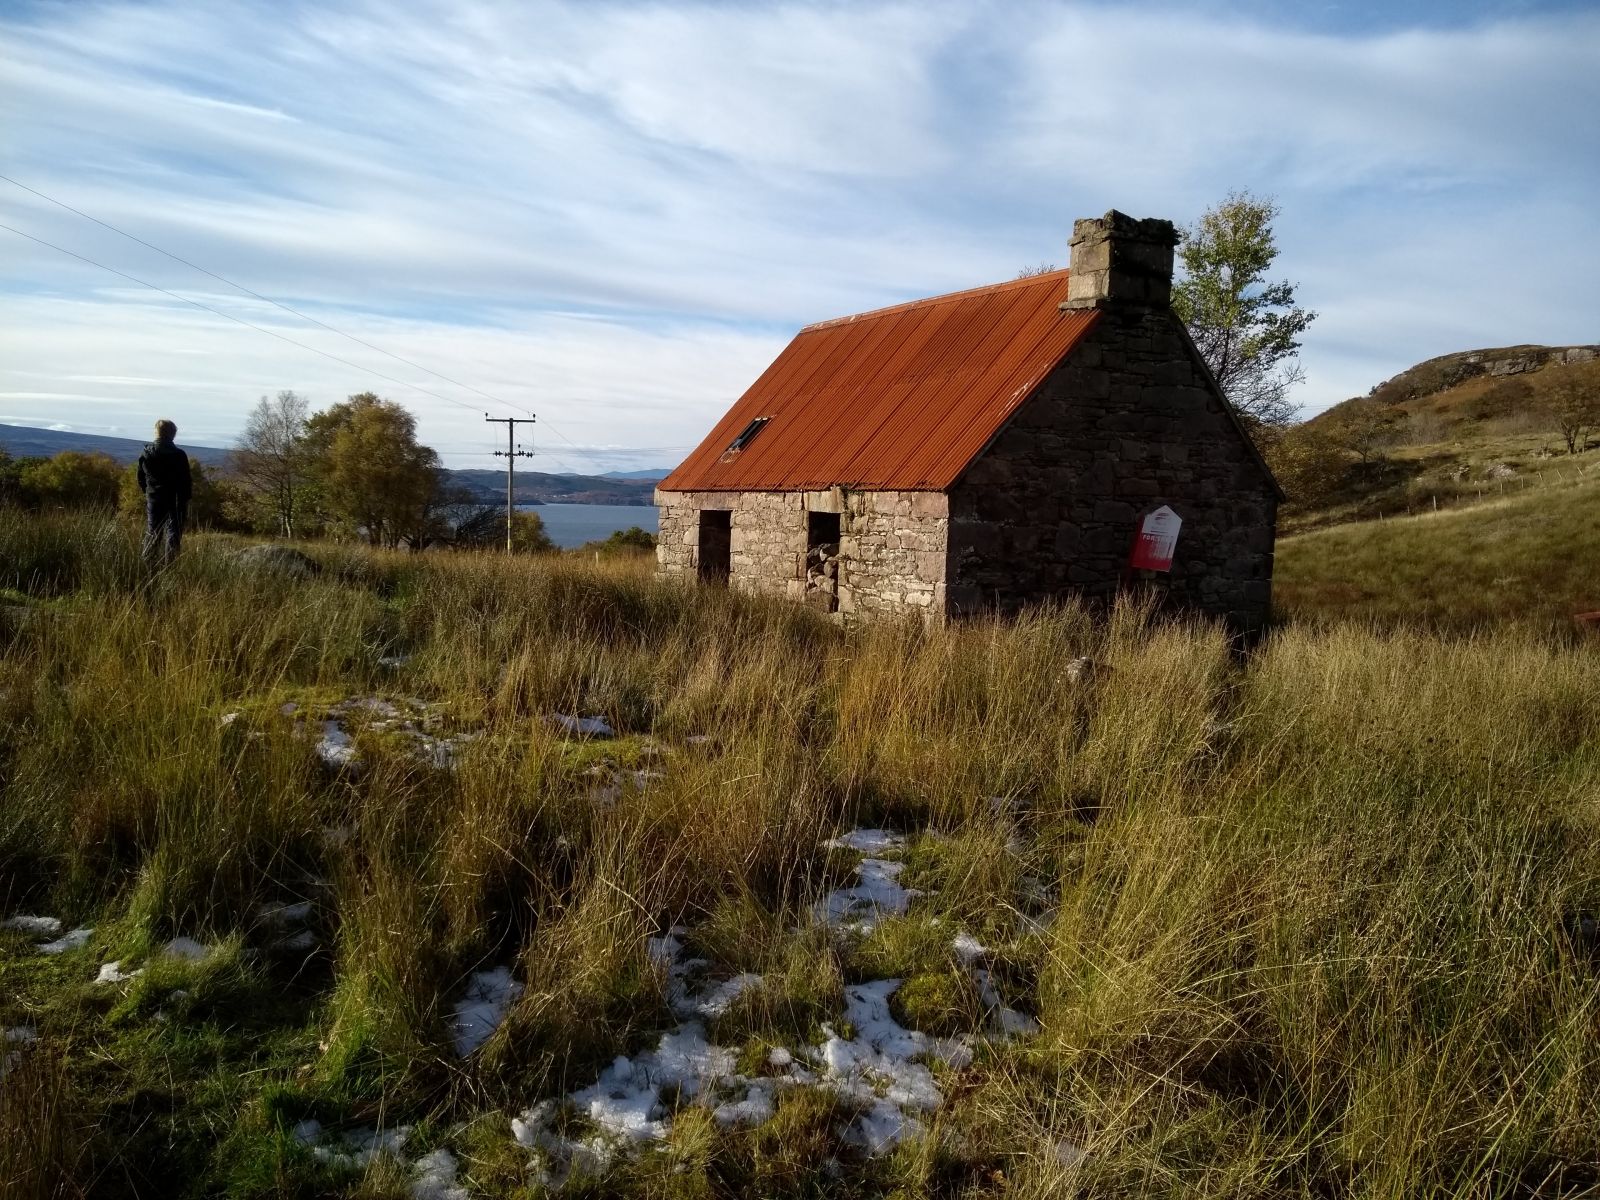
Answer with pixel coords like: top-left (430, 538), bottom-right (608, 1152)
top-left (1275, 464), bottom-right (1600, 632)
top-left (4, 513), bottom-right (1600, 1197)
top-left (1284, 345), bottom-right (1600, 531)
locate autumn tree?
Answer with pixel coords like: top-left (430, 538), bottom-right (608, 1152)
top-left (1321, 397), bottom-right (1409, 465)
top-left (508, 510), bottom-right (557, 554)
top-left (1172, 192), bottom-right (1316, 430)
top-left (303, 393), bottom-right (445, 548)
top-left (1545, 360), bottom-right (1600, 454)
top-left (582, 525), bottom-right (656, 556)
top-left (0, 448), bottom-right (19, 506)
top-left (233, 390), bottom-right (310, 537)
top-left (1264, 422), bottom-right (1347, 506)
top-left (118, 459), bottom-right (245, 530)
top-left (17, 451), bottom-right (122, 510)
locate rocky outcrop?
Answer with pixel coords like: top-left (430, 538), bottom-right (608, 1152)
top-left (1364, 345), bottom-right (1600, 408)
top-left (233, 545), bottom-right (321, 578)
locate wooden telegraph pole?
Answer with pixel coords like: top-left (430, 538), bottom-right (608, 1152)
top-left (486, 414), bottom-right (536, 553)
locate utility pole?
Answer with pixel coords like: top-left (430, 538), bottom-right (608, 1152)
top-left (486, 414), bottom-right (536, 553)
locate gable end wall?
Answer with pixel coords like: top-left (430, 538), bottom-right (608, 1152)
top-left (946, 306), bottom-right (1278, 632)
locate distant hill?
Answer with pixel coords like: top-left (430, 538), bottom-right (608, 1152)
top-left (0, 422), bottom-right (658, 506)
top-left (1283, 344), bottom-right (1600, 531)
top-left (0, 423), bottom-right (234, 468)
top-left (1310, 344), bottom-right (1599, 433)
top-left (447, 468), bottom-right (655, 506)
top-left (601, 468), bottom-right (674, 481)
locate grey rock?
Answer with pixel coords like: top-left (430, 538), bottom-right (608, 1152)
top-left (233, 545), bottom-right (322, 579)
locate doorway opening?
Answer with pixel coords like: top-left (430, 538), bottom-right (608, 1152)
top-left (698, 510), bottom-right (731, 586)
top-left (804, 510), bottom-right (841, 612)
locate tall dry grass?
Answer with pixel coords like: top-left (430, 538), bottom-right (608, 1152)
top-left (2, 510), bottom-right (1598, 1197)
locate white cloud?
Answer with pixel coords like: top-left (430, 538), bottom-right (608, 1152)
top-left (0, 0), bottom-right (1595, 466)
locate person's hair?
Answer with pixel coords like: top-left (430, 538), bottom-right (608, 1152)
top-left (155, 419), bottom-right (177, 440)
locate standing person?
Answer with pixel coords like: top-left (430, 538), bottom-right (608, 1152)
top-left (137, 419), bottom-right (191, 566)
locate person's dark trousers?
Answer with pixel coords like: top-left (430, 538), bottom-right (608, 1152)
top-left (143, 495), bottom-right (185, 566)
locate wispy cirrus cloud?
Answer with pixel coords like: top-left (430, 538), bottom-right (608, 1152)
top-left (0, 0), bottom-right (1595, 467)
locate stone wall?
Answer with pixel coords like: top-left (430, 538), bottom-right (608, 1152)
top-left (654, 489), bottom-right (797, 597)
top-left (947, 305), bottom-right (1278, 633)
top-left (655, 487), bottom-right (948, 623)
top-left (838, 491), bottom-right (947, 620)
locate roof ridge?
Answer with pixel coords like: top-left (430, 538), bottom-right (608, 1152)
top-left (799, 268), bottom-right (1071, 334)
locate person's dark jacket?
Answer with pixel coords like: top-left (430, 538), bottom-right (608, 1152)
top-left (137, 438), bottom-right (192, 506)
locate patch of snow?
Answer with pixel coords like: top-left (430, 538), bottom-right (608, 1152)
top-left (96, 961), bottom-right (142, 984)
top-left (685, 734), bottom-right (712, 745)
top-left (163, 936), bottom-right (211, 961)
top-left (846, 1098), bottom-right (920, 1155)
top-left (291, 1118), bottom-right (322, 1143)
top-left (307, 1124), bottom-right (411, 1169)
top-left (818, 859), bottom-right (918, 932)
top-left (713, 1083), bottom-right (776, 1127)
top-left (672, 972), bottom-right (763, 1019)
top-left (316, 719), bottom-right (358, 767)
top-left (219, 711), bottom-right (241, 726)
top-left (646, 931), bottom-right (684, 967)
top-left (38, 927), bottom-right (92, 954)
top-left (412, 1148), bottom-right (468, 1200)
top-left (810, 979), bottom-right (971, 1154)
top-left (514, 1020), bottom-right (785, 1183)
top-left (2, 915), bottom-right (62, 937)
top-left (975, 969), bottom-right (1041, 1037)
top-left (1017, 909), bottom-right (1055, 937)
top-left (513, 1099), bottom-right (613, 1188)
top-left (574, 1055), bottom-right (673, 1142)
top-left (650, 928), bottom-right (764, 1020)
top-left (4, 1026), bottom-right (36, 1043)
top-left (343, 697), bottom-right (400, 719)
top-left (279, 702), bottom-right (299, 716)
top-left (952, 931), bottom-right (987, 962)
top-left (448, 965), bottom-right (524, 1056)
top-left (511, 922), bottom-right (984, 1177)
top-left (414, 730), bottom-right (480, 771)
top-left (378, 654), bottom-right (411, 669)
top-left (826, 828), bottom-right (906, 854)
top-left (550, 713), bottom-right (614, 737)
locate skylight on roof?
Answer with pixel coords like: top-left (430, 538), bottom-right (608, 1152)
top-left (725, 416), bottom-right (770, 453)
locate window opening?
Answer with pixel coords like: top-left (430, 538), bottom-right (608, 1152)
top-left (725, 417), bottom-right (770, 454)
top-left (807, 511), bottom-right (840, 549)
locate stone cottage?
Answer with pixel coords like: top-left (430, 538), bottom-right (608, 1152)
top-left (654, 211), bottom-right (1281, 632)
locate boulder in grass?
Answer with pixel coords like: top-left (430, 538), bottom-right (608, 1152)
top-left (233, 545), bottom-right (321, 579)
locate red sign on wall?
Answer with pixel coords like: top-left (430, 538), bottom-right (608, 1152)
top-left (1129, 505), bottom-right (1182, 572)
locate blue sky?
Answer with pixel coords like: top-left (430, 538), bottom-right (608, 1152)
top-left (1, 0), bottom-right (1595, 472)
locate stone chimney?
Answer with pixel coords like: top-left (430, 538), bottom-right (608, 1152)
top-left (1061, 210), bottom-right (1179, 310)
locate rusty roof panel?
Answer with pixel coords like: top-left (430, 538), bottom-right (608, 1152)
top-left (658, 269), bottom-right (1099, 493)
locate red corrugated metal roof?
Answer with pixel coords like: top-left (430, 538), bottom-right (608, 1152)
top-left (659, 269), bottom-right (1100, 493)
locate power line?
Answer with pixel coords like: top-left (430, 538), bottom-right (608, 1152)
top-left (486, 415), bottom-right (537, 552)
top-left (0, 220), bottom-right (501, 422)
top-left (4, 185), bottom-right (694, 473)
top-left (1, 173), bottom-right (536, 420)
